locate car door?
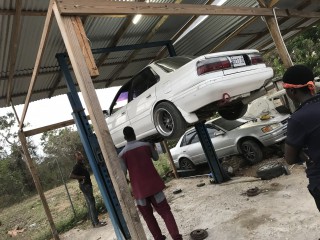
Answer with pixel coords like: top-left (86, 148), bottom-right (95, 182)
top-left (106, 83), bottom-right (131, 147)
top-left (127, 67), bottom-right (158, 139)
top-left (208, 123), bottom-right (237, 156)
top-left (176, 130), bottom-right (204, 165)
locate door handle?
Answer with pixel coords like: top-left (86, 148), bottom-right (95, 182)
top-left (121, 112), bottom-right (126, 115)
top-left (146, 94), bottom-right (151, 99)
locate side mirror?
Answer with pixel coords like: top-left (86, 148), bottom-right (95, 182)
top-left (103, 110), bottom-right (110, 118)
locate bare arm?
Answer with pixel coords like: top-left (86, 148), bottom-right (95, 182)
top-left (284, 143), bottom-right (300, 165)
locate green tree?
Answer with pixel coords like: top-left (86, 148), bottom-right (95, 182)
top-left (39, 127), bottom-right (84, 188)
top-left (0, 112), bottom-right (38, 208)
top-left (264, 24), bottom-right (320, 77)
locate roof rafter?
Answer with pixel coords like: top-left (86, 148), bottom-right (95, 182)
top-left (238, 0), bottom-right (315, 50)
top-left (18, 0), bottom-right (54, 129)
top-left (6, 0), bottom-right (22, 105)
top-left (105, 0), bottom-right (183, 88)
top-left (209, 0), bottom-right (280, 53)
top-left (3, 75), bottom-right (132, 103)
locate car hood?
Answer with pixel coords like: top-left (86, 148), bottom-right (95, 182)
top-left (238, 113), bottom-right (289, 129)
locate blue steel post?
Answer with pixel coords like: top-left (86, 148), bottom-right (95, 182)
top-left (194, 122), bottom-right (230, 183)
top-left (56, 54), bottom-right (130, 239)
top-left (167, 41), bottom-right (177, 57)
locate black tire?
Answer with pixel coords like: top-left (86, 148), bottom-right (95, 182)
top-left (256, 162), bottom-right (285, 180)
top-left (218, 102), bottom-right (248, 120)
top-left (153, 102), bottom-right (187, 139)
top-left (179, 158), bottom-right (195, 170)
top-left (240, 140), bottom-right (263, 164)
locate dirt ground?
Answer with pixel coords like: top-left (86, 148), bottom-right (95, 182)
top-left (59, 159), bottom-right (320, 240)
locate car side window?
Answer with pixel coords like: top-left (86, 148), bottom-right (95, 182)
top-left (189, 126), bottom-right (220, 144)
top-left (131, 68), bottom-right (158, 100)
top-left (180, 131), bottom-right (195, 147)
top-left (190, 133), bottom-right (200, 144)
top-left (110, 84), bottom-right (130, 115)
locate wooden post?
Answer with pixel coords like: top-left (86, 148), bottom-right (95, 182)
top-left (18, 131), bottom-right (60, 240)
top-left (52, 2), bottom-right (147, 239)
top-left (162, 141), bottom-right (179, 179)
top-left (260, 4), bottom-right (293, 68)
top-left (71, 17), bottom-right (99, 77)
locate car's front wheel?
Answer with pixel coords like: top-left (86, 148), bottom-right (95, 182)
top-left (153, 102), bottom-right (187, 139)
top-left (179, 158), bottom-right (195, 170)
top-left (218, 102), bottom-right (248, 120)
top-left (240, 140), bottom-right (263, 164)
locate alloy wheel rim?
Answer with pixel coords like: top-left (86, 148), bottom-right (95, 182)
top-left (155, 107), bottom-right (174, 136)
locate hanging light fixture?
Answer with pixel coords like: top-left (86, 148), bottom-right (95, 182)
top-left (132, 14), bottom-right (142, 24)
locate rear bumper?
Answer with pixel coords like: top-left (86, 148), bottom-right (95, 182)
top-left (173, 67), bottom-right (274, 114)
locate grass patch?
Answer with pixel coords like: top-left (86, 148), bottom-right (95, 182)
top-left (0, 154), bottom-right (173, 239)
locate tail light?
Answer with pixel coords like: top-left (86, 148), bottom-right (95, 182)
top-left (197, 57), bottom-right (231, 75)
top-left (248, 53), bottom-right (263, 65)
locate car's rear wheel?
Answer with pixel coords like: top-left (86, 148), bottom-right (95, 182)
top-left (153, 102), bottom-right (187, 139)
top-left (240, 140), bottom-right (263, 164)
top-left (179, 158), bottom-right (195, 170)
top-left (218, 102), bottom-right (248, 120)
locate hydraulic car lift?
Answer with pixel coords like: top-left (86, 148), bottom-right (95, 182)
top-left (56, 40), bottom-right (229, 239)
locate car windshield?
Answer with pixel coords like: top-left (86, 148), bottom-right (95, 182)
top-left (155, 56), bottom-right (195, 72)
top-left (211, 117), bottom-right (249, 131)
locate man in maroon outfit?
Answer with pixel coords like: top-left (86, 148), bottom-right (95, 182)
top-left (119, 126), bottom-right (183, 240)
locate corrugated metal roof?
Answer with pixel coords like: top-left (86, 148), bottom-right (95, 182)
top-left (0, 0), bottom-right (319, 108)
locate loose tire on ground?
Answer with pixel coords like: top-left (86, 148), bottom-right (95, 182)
top-left (256, 161), bottom-right (286, 180)
top-left (240, 140), bottom-right (263, 164)
top-left (153, 102), bottom-right (187, 139)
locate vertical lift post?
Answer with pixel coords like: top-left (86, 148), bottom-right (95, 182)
top-left (57, 54), bottom-right (130, 240)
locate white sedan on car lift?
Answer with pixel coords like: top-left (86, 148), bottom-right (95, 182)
top-left (104, 50), bottom-right (274, 147)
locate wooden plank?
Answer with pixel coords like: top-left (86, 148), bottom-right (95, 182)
top-left (18, 131), bottom-right (60, 240)
top-left (56, 1), bottom-right (320, 18)
top-left (24, 115), bottom-right (91, 137)
top-left (19, 0), bottom-right (54, 129)
top-left (6, 0), bottom-right (22, 105)
top-left (52, 3), bottom-right (147, 239)
top-left (71, 16), bottom-right (99, 77)
top-left (0, 9), bottom-right (47, 16)
top-left (24, 119), bottom-right (75, 137)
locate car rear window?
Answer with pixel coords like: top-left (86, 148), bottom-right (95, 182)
top-left (211, 118), bottom-right (248, 131)
top-left (155, 56), bottom-right (195, 72)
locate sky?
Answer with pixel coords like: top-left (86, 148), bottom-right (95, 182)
top-left (0, 87), bottom-right (120, 130)
top-left (0, 87), bottom-right (120, 152)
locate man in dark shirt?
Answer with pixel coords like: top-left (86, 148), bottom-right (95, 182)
top-left (119, 126), bottom-right (182, 240)
top-left (283, 65), bottom-right (320, 211)
top-left (70, 151), bottom-right (107, 227)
